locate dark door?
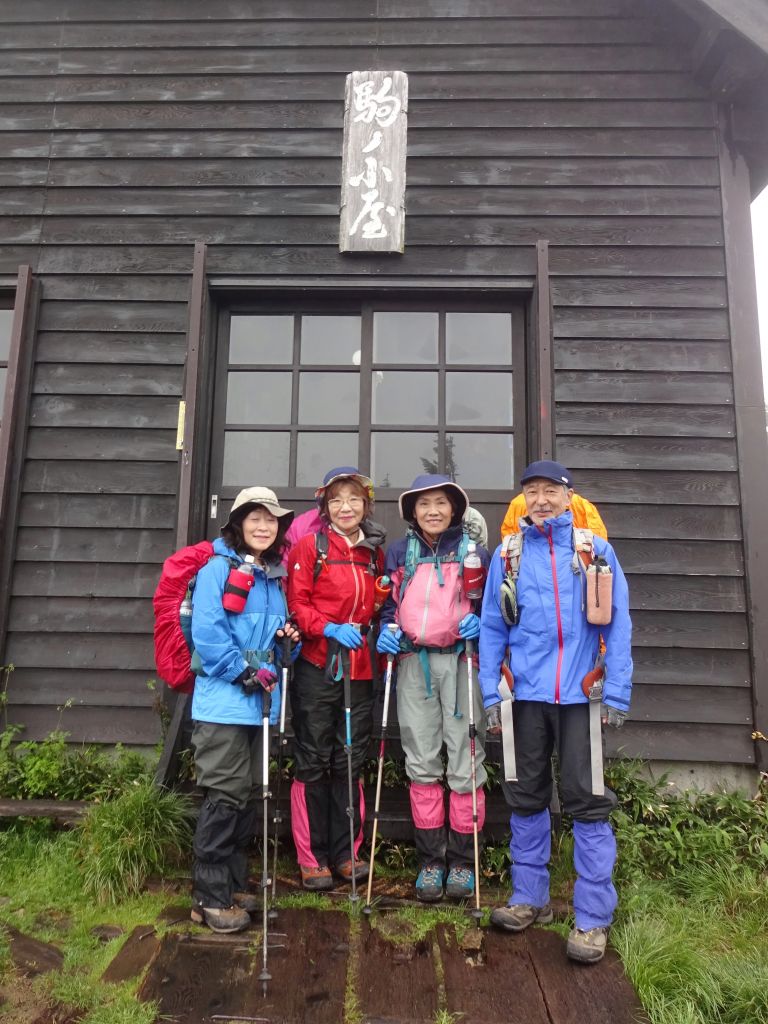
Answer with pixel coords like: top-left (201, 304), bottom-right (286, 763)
top-left (208, 293), bottom-right (527, 548)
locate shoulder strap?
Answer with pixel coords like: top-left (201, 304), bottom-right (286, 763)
top-left (313, 531), bottom-right (329, 582)
top-left (456, 529), bottom-right (470, 577)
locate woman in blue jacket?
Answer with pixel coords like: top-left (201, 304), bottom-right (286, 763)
top-left (190, 486), bottom-right (300, 933)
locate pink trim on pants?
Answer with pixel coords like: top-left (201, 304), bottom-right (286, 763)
top-left (355, 781), bottom-right (366, 857)
top-left (410, 782), bottom-right (445, 830)
top-left (449, 788), bottom-right (485, 834)
top-left (290, 780), bottom-right (317, 868)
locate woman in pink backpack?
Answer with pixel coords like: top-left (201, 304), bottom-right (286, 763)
top-left (378, 475), bottom-right (490, 903)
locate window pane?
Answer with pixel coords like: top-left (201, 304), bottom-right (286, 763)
top-left (223, 431), bottom-right (290, 488)
top-left (446, 313), bottom-right (511, 364)
top-left (299, 372), bottom-right (359, 424)
top-left (446, 433), bottom-right (514, 489)
top-left (446, 372), bottom-right (513, 426)
top-left (0, 310), bottom-right (12, 362)
top-left (371, 432), bottom-right (438, 488)
top-left (297, 432), bottom-right (358, 486)
top-left (230, 315), bottom-right (293, 364)
top-left (226, 371), bottom-right (292, 424)
top-left (373, 312), bottom-right (438, 364)
top-left (301, 316), bottom-right (360, 365)
top-left (372, 371), bottom-right (437, 425)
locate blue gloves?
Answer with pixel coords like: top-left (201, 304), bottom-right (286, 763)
top-left (458, 613), bottom-right (481, 641)
top-left (323, 622), bottom-right (364, 649)
top-left (377, 626), bottom-right (402, 655)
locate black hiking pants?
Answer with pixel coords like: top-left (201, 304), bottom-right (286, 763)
top-left (191, 720), bottom-right (264, 910)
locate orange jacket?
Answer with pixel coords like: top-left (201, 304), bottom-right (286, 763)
top-left (501, 492), bottom-right (608, 540)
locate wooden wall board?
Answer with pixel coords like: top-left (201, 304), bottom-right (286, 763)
top-left (630, 610), bottom-right (748, 649)
top-left (33, 364), bottom-right (182, 396)
top-left (10, 561), bottom-right (161, 599)
top-left (557, 403), bottom-right (735, 437)
top-left (5, 633), bottom-right (154, 671)
top-left (9, 597), bottom-right (154, 634)
top-left (35, 331), bottom-right (187, 364)
top-left (632, 647), bottom-right (751, 687)
top-left (29, 395), bottom-right (180, 429)
top-left (605, 722), bottom-right (755, 763)
top-left (558, 435), bottom-right (737, 471)
top-left (23, 461), bottom-right (177, 494)
top-left (631, 683), bottom-right (752, 724)
top-left (612, 539), bottom-right (743, 575)
top-left (4, 669), bottom-right (160, 707)
top-left (568, 469), bottom-right (739, 506)
top-left (18, 493), bottom-right (176, 528)
top-left (15, 527), bottom-right (173, 563)
top-left (1, 704), bottom-right (161, 745)
top-left (628, 574), bottom-right (745, 612)
top-left (599, 502), bottom-right (741, 539)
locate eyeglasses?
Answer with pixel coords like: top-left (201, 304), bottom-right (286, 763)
top-left (327, 496), bottom-right (365, 510)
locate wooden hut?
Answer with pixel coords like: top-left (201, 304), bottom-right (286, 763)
top-left (0, 0), bottom-right (766, 787)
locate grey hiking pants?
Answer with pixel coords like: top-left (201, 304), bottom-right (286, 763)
top-left (397, 650), bottom-right (487, 867)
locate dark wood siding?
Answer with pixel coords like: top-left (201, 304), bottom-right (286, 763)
top-left (0, 0), bottom-right (756, 765)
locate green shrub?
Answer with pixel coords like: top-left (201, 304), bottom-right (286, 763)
top-left (76, 780), bottom-right (193, 903)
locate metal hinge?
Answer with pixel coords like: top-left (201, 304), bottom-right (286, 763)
top-left (210, 494), bottom-right (218, 519)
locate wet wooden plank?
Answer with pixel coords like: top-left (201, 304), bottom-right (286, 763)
top-left (4, 632), bottom-right (154, 670)
top-left (632, 648), bottom-right (751, 688)
top-left (16, 526), bottom-right (171, 563)
top-left (102, 925), bottom-right (160, 984)
top-left (0, 703), bottom-right (160, 745)
top-left (555, 339), bottom-right (731, 373)
top-left (628, 573), bottom-right (746, 612)
top-left (526, 928), bottom-right (647, 1024)
top-left (30, 395), bottom-right (179, 429)
top-left (555, 370), bottom-right (733, 404)
top-left (41, 275), bottom-right (191, 302)
top-left (631, 610), bottom-right (748, 650)
top-left (605, 722), bottom-right (755, 763)
top-left (9, 596), bottom-right (154, 634)
top-left (46, 126), bottom-right (717, 159)
top-left (557, 403), bottom-right (735, 438)
top-left (44, 154), bottom-right (720, 188)
top-left (34, 363), bottom-right (181, 396)
top-left (631, 684), bottom-right (752, 725)
top-left (26, 427), bottom-right (175, 462)
top-left (613, 538), bottom-right (743, 575)
top-left (555, 307), bottom-right (730, 339)
top-left (6, 668), bottom-right (159, 706)
top-left (599, 503), bottom-right (742, 540)
top-left (358, 918), bottom-right (438, 1023)
top-left (572, 469), bottom-right (739, 506)
top-left (10, 561), bottom-right (162, 598)
top-left (37, 300), bottom-right (187, 333)
top-left (23, 460), bottom-right (177, 494)
top-left (139, 909), bottom-right (349, 1024)
top-left (437, 924), bottom-right (550, 1024)
top-left (559, 435), bottom-right (737, 472)
top-left (36, 331), bottom-right (186, 365)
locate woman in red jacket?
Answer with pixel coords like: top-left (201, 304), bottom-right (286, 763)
top-left (287, 467), bottom-right (386, 890)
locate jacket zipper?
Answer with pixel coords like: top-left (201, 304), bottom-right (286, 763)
top-left (348, 546), bottom-right (362, 625)
top-left (547, 527), bottom-right (565, 703)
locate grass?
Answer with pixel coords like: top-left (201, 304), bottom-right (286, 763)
top-left (0, 823), bottom-right (172, 1024)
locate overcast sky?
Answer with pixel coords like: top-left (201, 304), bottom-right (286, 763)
top-left (752, 186), bottom-right (768, 396)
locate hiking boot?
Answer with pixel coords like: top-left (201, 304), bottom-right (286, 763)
top-left (233, 891), bottom-right (259, 913)
top-left (445, 866), bottom-right (475, 900)
top-left (335, 859), bottom-right (369, 883)
top-left (190, 904), bottom-right (250, 933)
top-left (490, 903), bottom-right (554, 933)
top-left (300, 864), bottom-right (334, 891)
top-left (566, 926), bottom-right (608, 964)
top-left (415, 864), bottom-right (445, 902)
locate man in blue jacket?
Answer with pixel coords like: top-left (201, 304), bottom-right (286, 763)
top-left (479, 461), bottom-right (632, 963)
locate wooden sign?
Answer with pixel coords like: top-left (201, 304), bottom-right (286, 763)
top-left (339, 70), bottom-right (408, 254)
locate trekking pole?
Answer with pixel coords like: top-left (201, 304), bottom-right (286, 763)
top-left (464, 639), bottom-right (483, 921)
top-left (258, 685), bottom-right (272, 993)
top-left (340, 646), bottom-right (359, 903)
top-left (268, 631), bottom-right (292, 923)
top-left (363, 623), bottom-right (399, 916)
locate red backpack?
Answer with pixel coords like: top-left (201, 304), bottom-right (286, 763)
top-left (153, 541), bottom-right (215, 693)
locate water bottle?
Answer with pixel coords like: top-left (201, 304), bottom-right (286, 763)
top-left (462, 542), bottom-right (485, 600)
top-left (180, 590), bottom-right (194, 648)
top-left (373, 574), bottom-right (392, 613)
top-left (222, 555), bottom-right (256, 613)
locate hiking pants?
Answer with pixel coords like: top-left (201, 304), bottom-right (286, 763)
top-left (500, 700), bottom-right (619, 929)
top-left (289, 657), bottom-right (373, 868)
top-left (191, 720), bottom-right (264, 910)
top-left (397, 649), bottom-right (487, 868)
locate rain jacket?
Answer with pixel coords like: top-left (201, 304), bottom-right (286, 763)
top-left (380, 524), bottom-right (490, 647)
top-left (479, 511), bottom-right (632, 712)
top-left (287, 521), bottom-right (386, 679)
top-left (191, 537), bottom-right (292, 726)
top-left (501, 492), bottom-right (607, 541)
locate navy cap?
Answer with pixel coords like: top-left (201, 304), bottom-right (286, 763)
top-left (520, 460), bottom-right (573, 489)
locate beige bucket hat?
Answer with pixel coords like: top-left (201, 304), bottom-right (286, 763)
top-left (224, 487), bottom-right (294, 529)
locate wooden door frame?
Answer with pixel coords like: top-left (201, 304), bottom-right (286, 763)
top-left (0, 266), bottom-right (41, 668)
